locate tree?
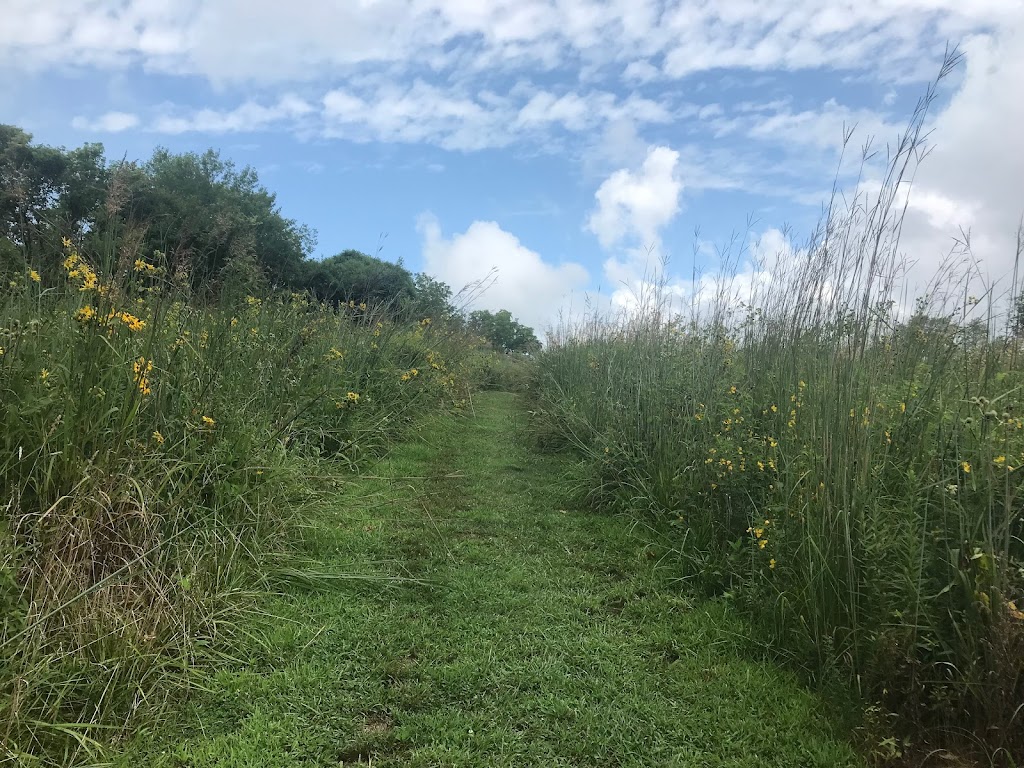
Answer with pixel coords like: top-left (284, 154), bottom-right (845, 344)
top-left (304, 250), bottom-right (415, 308)
top-left (407, 272), bottom-right (458, 322)
top-left (129, 148), bottom-right (312, 290)
top-left (0, 125), bottom-right (108, 259)
top-left (468, 309), bottom-right (540, 353)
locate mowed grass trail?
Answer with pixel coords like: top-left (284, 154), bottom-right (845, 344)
top-left (120, 391), bottom-right (862, 767)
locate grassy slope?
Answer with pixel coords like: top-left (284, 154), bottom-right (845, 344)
top-left (119, 392), bottom-right (861, 767)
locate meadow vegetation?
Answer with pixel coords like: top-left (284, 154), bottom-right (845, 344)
top-left (532, 61), bottom-right (1024, 761)
top-left (0, 128), bottom-right (489, 764)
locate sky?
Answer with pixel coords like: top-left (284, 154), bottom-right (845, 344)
top-left (2, 0), bottom-right (1022, 334)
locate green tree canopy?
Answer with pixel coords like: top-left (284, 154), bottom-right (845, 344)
top-left (127, 148), bottom-right (313, 289)
top-left (407, 272), bottom-right (458, 322)
top-left (0, 125), bottom-right (108, 257)
top-left (304, 250), bottom-right (415, 308)
top-left (468, 309), bottom-right (540, 353)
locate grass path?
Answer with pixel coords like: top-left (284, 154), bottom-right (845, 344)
top-left (121, 392), bottom-right (861, 767)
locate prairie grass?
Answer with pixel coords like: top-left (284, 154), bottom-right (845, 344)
top-left (0, 240), bottom-right (469, 764)
top-left (533, 55), bottom-right (1024, 760)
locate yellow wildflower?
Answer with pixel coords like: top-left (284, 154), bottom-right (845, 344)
top-left (201, 416), bottom-right (216, 428)
top-left (962, 461), bottom-right (972, 474)
top-left (28, 269), bottom-right (40, 283)
top-left (994, 455), bottom-right (1006, 467)
top-left (152, 430), bottom-right (165, 445)
top-left (75, 305), bottom-right (96, 324)
top-left (758, 539), bottom-right (768, 550)
top-left (118, 312), bottom-right (146, 332)
top-left (769, 558), bottom-right (776, 570)
top-left (346, 392), bottom-right (360, 403)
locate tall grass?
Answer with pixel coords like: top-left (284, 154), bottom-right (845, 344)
top-left (0, 240), bottom-right (469, 764)
top-left (534, 55), bottom-right (1023, 760)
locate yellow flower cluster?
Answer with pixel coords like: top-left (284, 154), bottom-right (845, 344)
top-left (747, 520), bottom-right (772, 552)
top-left (133, 357), bottom-right (154, 396)
top-left (400, 368), bottom-right (420, 382)
top-left (62, 242), bottom-right (99, 292)
top-left (112, 310), bottom-right (146, 332)
top-left (75, 305), bottom-right (97, 324)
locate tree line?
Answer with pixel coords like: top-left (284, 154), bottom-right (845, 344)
top-left (0, 125), bottom-right (539, 351)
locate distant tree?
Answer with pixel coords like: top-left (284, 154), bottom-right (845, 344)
top-left (408, 272), bottom-right (458, 322)
top-left (304, 250), bottom-right (415, 308)
top-left (0, 125), bottom-right (109, 259)
top-left (0, 130), bottom-right (314, 292)
top-left (128, 148), bottom-right (312, 290)
top-left (468, 309), bottom-right (540, 353)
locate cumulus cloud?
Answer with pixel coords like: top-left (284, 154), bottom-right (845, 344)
top-left (418, 213), bottom-right (589, 334)
top-left (587, 145), bottom-right (682, 250)
top-left (70, 111), bottom-right (139, 132)
top-left (896, 18), bottom-right (1024, 294)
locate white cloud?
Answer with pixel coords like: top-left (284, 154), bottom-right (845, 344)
top-left (70, 111), bottom-right (139, 132)
top-left (2, 0), bottom-right (1017, 87)
top-left (149, 94), bottom-right (314, 134)
top-left (896, 18), bottom-right (1024, 295)
top-left (322, 81), bottom-right (513, 150)
top-left (418, 213), bottom-right (589, 334)
top-left (622, 59), bottom-right (661, 84)
top-left (587, 145), bottom-right (682, 250)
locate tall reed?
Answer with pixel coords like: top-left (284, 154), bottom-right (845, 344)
top-left (534, 52), bottom-right (1023, 759)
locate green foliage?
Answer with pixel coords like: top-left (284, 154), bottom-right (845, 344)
top-left (0, 238), bottom-right (472, 765)
top-left (0, 125), bottom-right (109, 252)
top-left (531, 69), bottom-right (1024, 760)
top-left (127, 148), bottom-right (313, 290)
top-left (303, 249), bottom-right (415, 309)
top-left (465, 350), bottom-right (536, 392)
top-left (468, 309), bottom-right (540, 353)
top-left (0, 126), bottom-right (471, 321)
top-left (408, 271), bottom-right (459, 322)
top-left (118, 393), bottom-right (861, 768)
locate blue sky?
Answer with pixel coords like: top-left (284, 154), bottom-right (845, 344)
top-left (2, 1), bottom-right (1022, 333)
